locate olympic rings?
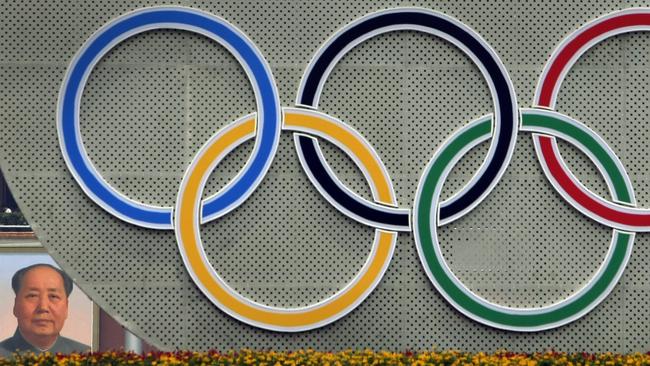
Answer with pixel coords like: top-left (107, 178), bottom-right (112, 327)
top-left (534, 9), bottom-right (650, 231)
top-left (297, 8), bottom-right (518, 227)
top-left (413, 109), bottom-right (635, 331)
top-left (57, 6), bottom-right (281, 229)
top-left (57, 6), bottom-right (649, 332)
top-left (175, 109), bottom-right (397, 332)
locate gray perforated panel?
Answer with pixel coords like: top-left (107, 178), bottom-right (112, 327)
top-left (1, 0), bottom-right (649, 352)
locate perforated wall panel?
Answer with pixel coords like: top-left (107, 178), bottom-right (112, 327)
top-left (1, 0), bottom-right (649, 352)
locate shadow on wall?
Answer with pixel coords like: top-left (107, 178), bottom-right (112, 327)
top-left (99, 310), bottom-right (157, 353)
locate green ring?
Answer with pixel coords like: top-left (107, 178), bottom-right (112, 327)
top-left (413, 109), bottom-right (634, 331)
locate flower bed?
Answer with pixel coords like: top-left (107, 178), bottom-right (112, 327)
top-left (1, 350), bottom-right (649, 366)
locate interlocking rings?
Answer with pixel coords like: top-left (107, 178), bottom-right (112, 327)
top-left (58, 6), bottom-right (647, 332)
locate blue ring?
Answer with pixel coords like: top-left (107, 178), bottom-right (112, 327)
top-left (58, 7), bottom-right (281, 229)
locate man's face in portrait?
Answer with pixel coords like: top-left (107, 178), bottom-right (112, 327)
top-left (12, 266), bottom-right (69, 342)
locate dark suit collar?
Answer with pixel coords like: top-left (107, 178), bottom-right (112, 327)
top-left (12, 328), bottom-right (58, 353)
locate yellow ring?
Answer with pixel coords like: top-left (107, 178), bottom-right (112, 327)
top-left (175, 108), bottom-right (397, 331)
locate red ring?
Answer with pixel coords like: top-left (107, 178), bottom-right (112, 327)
top-left (534, 10), bottom-right (650, 231)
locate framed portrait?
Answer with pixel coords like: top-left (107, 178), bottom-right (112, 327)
top-left (0, 247), bottom-right (98, 351)
top-left (0, 172), bottom-right (99, 352)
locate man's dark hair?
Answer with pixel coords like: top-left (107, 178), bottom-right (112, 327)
top-left (11, 264), bottom-right (73, 297)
